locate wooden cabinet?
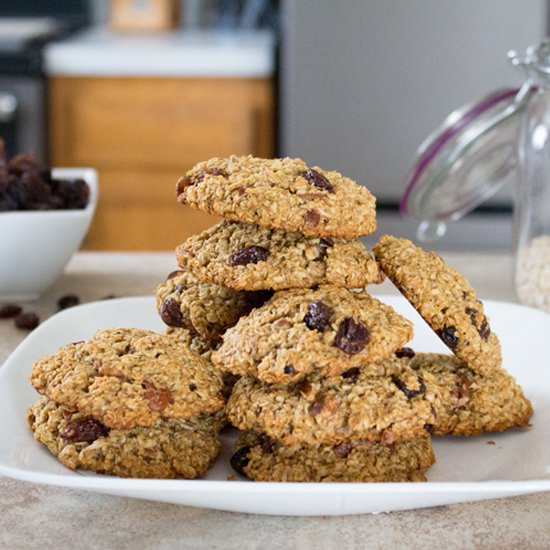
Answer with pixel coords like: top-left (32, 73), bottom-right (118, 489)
top-left (49, 76), bottom-right (274, 250)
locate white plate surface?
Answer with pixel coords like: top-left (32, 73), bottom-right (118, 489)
top-left (0, 296), bottom-right (549, 516)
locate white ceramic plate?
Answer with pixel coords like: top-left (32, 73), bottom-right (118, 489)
top-left (1, 296), bottom-right (549, 516)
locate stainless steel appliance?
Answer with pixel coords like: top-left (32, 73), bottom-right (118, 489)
top-left (280, 0), bottom-right (547, 249)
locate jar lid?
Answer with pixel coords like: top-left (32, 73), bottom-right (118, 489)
top-left (400, 86), bottom-right (532, 239)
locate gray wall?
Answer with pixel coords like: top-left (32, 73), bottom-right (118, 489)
top-left (281, 0), bottom-right (547, 205)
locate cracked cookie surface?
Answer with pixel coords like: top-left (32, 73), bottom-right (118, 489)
top-left (176, 155), bottom-right (377, 239)
top-left (176, 220), bottom-right (383, 291)
top-left (226, 359), bottom-right (434, 446)
top-left (373, 235), bottom-right (502, 375)
top-left (27, 397), bottom-right (221, 479)
top-left (231, 431), bottom-right (435, 482)
top-left (409, 352), bottom-right (533, 436)
top-left (155, 269), bottom-right (271, 341)
top-left (30, 328), bottom-right (225, 430)
top-left (163, 326), bottom-right (217, 357)
top-left (212, 286), bottom-right (413, 383)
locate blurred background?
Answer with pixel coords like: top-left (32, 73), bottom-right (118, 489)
top-left (0, 0), bottom-right (546, 251)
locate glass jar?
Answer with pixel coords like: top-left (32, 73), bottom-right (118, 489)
top-left (401, 39), bottom-right (550, 312)
top-left (513, 41), bottom-right (550, 311)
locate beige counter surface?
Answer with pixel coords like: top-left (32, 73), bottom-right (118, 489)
top-left (1, 252), bottom-right (548, 550)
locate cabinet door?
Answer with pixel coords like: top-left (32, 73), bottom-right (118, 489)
top-left (50, 77), bottom-right (274, 250)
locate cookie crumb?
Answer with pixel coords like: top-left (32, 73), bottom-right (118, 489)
top-left (227, 475), bottom-right (236, 481)
top-left (487, 440), bottom-right (496, 445)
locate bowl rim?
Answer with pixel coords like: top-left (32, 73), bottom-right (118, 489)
top-left (0, 167), bottom-right (98, 219)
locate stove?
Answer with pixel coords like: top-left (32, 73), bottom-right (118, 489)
top-left (0, 4), bottom-right (89, 162)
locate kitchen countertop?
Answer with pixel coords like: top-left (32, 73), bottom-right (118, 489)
top-left (1, 251), bottom-right (549, 550)
top-left (44, 27), bottom-right (275, 77)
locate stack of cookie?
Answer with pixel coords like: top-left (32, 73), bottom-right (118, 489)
top-left (166, 156), bottom-right (434, 481)
top-left (27, 328), bottom-right (226, 478)
top-left (165, 155), bottom-right (533, 482)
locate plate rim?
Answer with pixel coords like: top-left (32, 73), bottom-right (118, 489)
top-left (1, 459), bottom-right (550, 494)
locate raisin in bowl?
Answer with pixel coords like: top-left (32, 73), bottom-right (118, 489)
top-left (0, 168), bottom-right (98, 301)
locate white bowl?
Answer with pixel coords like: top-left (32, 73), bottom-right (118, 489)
top-left (0, 168), bottom-right (98, 301)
